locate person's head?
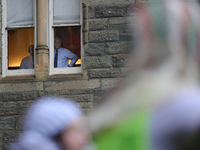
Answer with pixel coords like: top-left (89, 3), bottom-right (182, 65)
top-left (54, 37), bottom-right (62, 49)
top-left (12, 97), bottom-right (88, 150)
top-left (28, 45), bottom-right (34, 57)
top-left (67, 27), bottom-right (73, 36)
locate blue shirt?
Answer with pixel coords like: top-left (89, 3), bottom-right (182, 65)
top-left (54, 47), bottom-right (78, 68)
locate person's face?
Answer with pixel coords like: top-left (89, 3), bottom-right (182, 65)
top-left (67, 27), bottom-right (73, 36)
top-left (29, 47), bottom-right (34, 57)
top-left (54, 39), bottom-right (61, 49)
top-left (60, 117), bottom-right (89, 150)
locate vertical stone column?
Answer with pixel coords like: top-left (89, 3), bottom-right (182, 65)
top-left (35, 0), bottom-right (49, 80)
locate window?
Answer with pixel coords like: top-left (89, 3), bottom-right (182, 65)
top-left (49, 0), bottom-right (82, 75)
top-left (2, 0), bottom-right (36, 77)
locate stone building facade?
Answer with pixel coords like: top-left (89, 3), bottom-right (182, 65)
top-left (0, 0), bottom-right (139, 149)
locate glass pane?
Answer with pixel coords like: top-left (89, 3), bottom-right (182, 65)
top-left (8, 28), bottom-right (34, 70)
top-left (7, 0), bottom-right (33, 26)
top-left (54, 26), bottom-right (81, 68)
top-left (53, 0), bottom-right (80, 24)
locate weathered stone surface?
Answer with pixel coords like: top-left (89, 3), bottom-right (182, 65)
top-left (94, 89), bottom-right (109, 97)
top-left (109, 17), bottom-right (131, 25)
top-left (84, 43), bottom-right (105, 56)
top-left (64, 94), bottom-right (93, 102)
top-left (70, 89), bottom-right (93, 95)
top-left (0, 102), bottom-right (16, 115)
top-left (15, 101), bottom-right (33, 114)
top-left (105, 42), bottom-right (132, 54)
top-left (87, 0), bottom-right (134, 5)
top-left (120, 68), bottom-right (131, 77)
top-left (2, 92), bottom-right (37, 102)
top-left (15, 116), bottom-right (23, 131)
top-left (58, 90), bottom-right (70, 95)
top-left (83, 19), bottom-right (88, 32)
top-left (83, 32), bottom-right (88, 44)
top-left (0, 82), bottom-right (43, 93)
top-left (38, 91), bottom-right (58, 97)
top-left (84, 56), bottom-right (112, 69)
top-left (3, 132), bottom-right (20, 144)
top-left (95, 5), bottom-right (131, 18)
top-left (0, 132), bottom-right (3, 150)
top-left (78, 102), bottom-right (94, 108)
top-left (94, 97), bottom-right (104, 107)
top-left (112, 55), bottom-right (128, 68)
top-left (88, 69), bottom-right (121, 78)
top-left (88, 6), bottom-right (95, 18)
top-left (88, 30), bottom-right (119, 43)
top-left (88, 19), bottom-right (108, 31)
top-left (0, 116), bottom-right (14, 131)
top-left (109, 24), bottom-right (131, 34)
top-left (120, 33), bottom-right (133, 41)
top-left (44, 80), bottom-right (100, 91)
top-left (101, 78), bottom-right (120, 89)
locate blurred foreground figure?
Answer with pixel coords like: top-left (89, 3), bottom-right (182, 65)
top-left (10, 97), bottom-right (88, 150)
top-left (89, 1), bottom-right (200, 150)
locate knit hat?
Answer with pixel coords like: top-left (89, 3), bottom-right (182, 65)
top-left (10, 97), bottom-right (83, 150)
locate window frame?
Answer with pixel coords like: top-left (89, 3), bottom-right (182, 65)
top-left (2, 0), bottom-right (37, 77)
top-left (48, 0), bottom-right (83, 75)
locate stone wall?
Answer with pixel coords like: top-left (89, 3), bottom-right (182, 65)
top-left (0, 0), bottom-right (135, 149)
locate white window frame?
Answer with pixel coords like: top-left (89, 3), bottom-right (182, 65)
top-left (2, 0), bottom-right (37, 77)
top-left (48, 0), bottom-right (83, 75)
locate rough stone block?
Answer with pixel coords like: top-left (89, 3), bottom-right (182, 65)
top-left (94, 89), bottom-right (109, 97)
top-left (3, 132), bottom-right (20, 144)
top-left (88, 6), bottom-right (95, 19)
top-left (0, 132), bottom-right (3, 150)
top-left (15, 116), bottom-right (23, 131)
top-left (78, 102), bottom-right (94, 108)
top-left (70, 89), bottom-right (94, 95)
top-left (64, 94), bottom-right (93, 102)
top-left (95, 5), bottom-right (129, 18)
top-left (120, 33), bottom-right (133, 41)
top-left (88, 69), bottom-right (121, 78)
top-left (0, 116), bottom-right (15, 131)
top-left (109, 17), bottom-right (131, 25)
top-left (112, 55), bottom-right (128, 68)
top-left (105, 42), bottom-right (132, 54)
top-left (88, 30), bottom-right (119, 43)
top-left (109, 24), bottom-right (131, 34)
top-left (0, 102), bottom-right (16, 115)
top-left (88, 19), bottom-right (108, 31)
top-left (84, 43), bottom-right (105, 56)
top-left (83, 19), bottom-right (88, 32)
top-left (101, 78), bottom-right (120, 89)
top-left (44, 80), bottom-right (100, 91)
top-left (2, 92), bottom-right (37, 102)
top-left (120, 68), bottom-right (131, 77)
top-left (84, 56), bottom-right (112, 69)
top-left (83, 32), bottom-right (88, 44)
top-left (58, 90), bottom-right (70, 95)
top-left (15, 101), bottom-right (33, 114)
top-left (0, 82), bottom-right (43, 93)
top-left (38, 91), bottom-right (58, 97)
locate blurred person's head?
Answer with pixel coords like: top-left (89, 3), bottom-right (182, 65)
top-left (28, 45), bottom-right (34, 57)
top-left (54, 37), bottom-right (62, 49)
top-left (11, 97), bottom-right (88, 150)
top-left (67, 27), bottom-right (73, 36)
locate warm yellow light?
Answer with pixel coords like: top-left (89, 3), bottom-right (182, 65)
top-left (68, 59), bottom-right (81, 65)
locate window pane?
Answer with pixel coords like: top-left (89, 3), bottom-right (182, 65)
top-left (53, 0), bottom-right (80, 24)
top-left (8, 28), bottom-right (34, 70)
top-left (54, 26), bottom-right (81, 68)
top-left (7, 0), bottom-right (33, 26)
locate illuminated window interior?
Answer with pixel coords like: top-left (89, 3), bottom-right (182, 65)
top-left (54, 26), bottom-right (81, 67)
top-left (8, 28), bottom-right (34, 69)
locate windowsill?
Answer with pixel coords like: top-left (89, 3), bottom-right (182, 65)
top-left (0, 75), bottom-right (36, 83)
top-left (47, 73), bottom-right (84, 81)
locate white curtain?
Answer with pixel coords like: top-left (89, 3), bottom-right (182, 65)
top-left (7, 0), bottom-right (33, 26)
top-left (53, 0), bottom-right (80, 24)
